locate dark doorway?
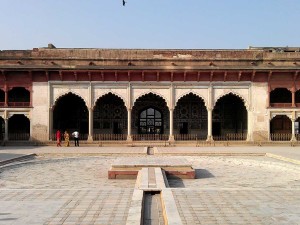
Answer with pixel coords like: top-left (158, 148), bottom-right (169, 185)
top-left (180, 122), bottom-right (188, 134)
top-left (0, 89), bottom-right (4, 106)
top-left (212, 122), bottom-right (221, 136)
top-left (132, 93), bottom-right (169, 135)
top-left (270, 115), bottom-right (292, 141)
top-left (139, 108), bottom-right (163, 134)
top-left (8, 87), bottom-right (30, 107)
top-left (174, 93), bottom-right (207, 139)
top-left (270, 88), bottom-right (292, 103)
top-left (212, 94), bottom-right (247, 140)
top-left (53, 93), bottom-right (88, 138)
top-left (113, 122), bottom-right (120, 134)
top-left (93, 93), bottom-right (127, 135)
top-left (0, 117), bottom-right (4, 140)
top-left (8, 114), bottom-right (30, 140)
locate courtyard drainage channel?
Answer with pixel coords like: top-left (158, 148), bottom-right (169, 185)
top-left (126, 167), bottom-right (183, 225)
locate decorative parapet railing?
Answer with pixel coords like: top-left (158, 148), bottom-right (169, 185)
top-left (8, 133), bottom-right (30, 140)
top-left (0, 102), bottom-right (4, 107)
top-left (93, 134), bottom-right (127, 141)
top-left (174, 134), bottom-right (207, 141)
top-left (213, 133), bottom-right (247, 141)
top-left (269, 103), bottom-right (293, 108)
top-left (8, 102), bottom-right (30, 107)
top-left (270, 133), bottom-right (292, 141)
top-left (132, 134), bottom-right (169, 141)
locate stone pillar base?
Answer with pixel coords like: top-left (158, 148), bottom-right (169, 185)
top-left (206, 135), bottom-right (213, 142)
top-left (168, 135), bottom-right (175, 142)
top-left (87, 135), bottom-right (93, 142)
top-left (246, 134), bottom-right (252, 142)
top-left (291, 135), bottom-right (297, 142)
top-left (127, 135), bottom-right (133, 142)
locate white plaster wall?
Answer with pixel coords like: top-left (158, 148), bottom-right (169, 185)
top-left (251, 83), bottom-right (269, 141)
top-left (32, 82), bottom-right (48, 141)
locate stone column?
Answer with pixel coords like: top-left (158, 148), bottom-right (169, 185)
top-left (292, 91), bottom-right (296, 107)
top-left (4, 118), bottom-right (8, 141)
top-left (4, 90), bottom-right (8, 107)
top-left (88, 108), bottom-right (93, 141)
top-left (207, 108), bottom-right (213, 141)
top-left (127, 108), bottom-right (132, 141)
top-left (246, 110), bottom-right (252, 141)
top-left (49, 108), bottom-right (53, 140)
top-left (291, 119), bottom-right (296, 141)
top-left (169, 109), bottom-right (174, 141)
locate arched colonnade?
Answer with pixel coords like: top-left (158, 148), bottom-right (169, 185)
top-left (49, 91), bottom-right (250, 141)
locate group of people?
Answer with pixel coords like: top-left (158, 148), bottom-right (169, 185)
top-left (56, 130), bottom-right (80, 147)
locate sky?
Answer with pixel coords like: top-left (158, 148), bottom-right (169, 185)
top-left (0, 0), bottom-right (299, 50)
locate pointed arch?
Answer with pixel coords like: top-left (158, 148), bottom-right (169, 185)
top-left (8, 114), bottom-right (30, 140)
top-left (132, 92), bottom-right (169, 135)
top-left (212, 93), bottom-right (247, 140)
top-left (53, 92), bottom-right (89, 137)
top-left (133, 91), bottom-right (169, 109)
top-left (270, 115), bottom-right (292, 141)
top-left (93, 92), bottom-right (127, 135)
top-left (214, 91), bottom-right (248, 109)
top-left (53, 91), bottom-right (88, 108)
top-left (175, 92), bottom-right (207, 109)
top-left (93, 91), bottom-right (127, 109)
top-left (174, 92), bottom-right (208, 138)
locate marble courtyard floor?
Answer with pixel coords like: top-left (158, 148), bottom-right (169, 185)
top-left (0, 147), bottom-right (299, 225)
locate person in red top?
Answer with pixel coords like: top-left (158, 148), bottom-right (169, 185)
top-left (56, 130), bottom-right (61, 147)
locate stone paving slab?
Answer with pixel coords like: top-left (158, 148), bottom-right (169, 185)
top-left (156, 146), bottom-right (300, 160)
top-left (0, 146), bottom-right (147, 156)
top-left (0, 151), bottom-right (299, 224)
top-left (173, 189), bottom-right (300, 225)
top-left (0, 189), bottom-right (133, 225)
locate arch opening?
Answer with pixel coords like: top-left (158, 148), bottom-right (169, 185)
top-left (8, 87), bottom-right (30, 107)
top-left (174, 93), bottom-right (207, 140)
top-left (132, 93), bottom-right (168, 139)
top-left (0, 117), bottom-right (4, 140)
top-left (0, 89), bottom-right (4, 106)
top-left (8, 114), bottom-right (30, 140)
top-left (212, 93), bottom-right (247, 140)
top-left (93, 93), bottom-right (127, 140)
top-left (295, 90), bottom-right (300, 106)
top-left (53, 93), bottom-right (88, 140)
top-left (270, 88), bottom-right (292, 107)
top-left (270, 115), bottom-right (292, 141)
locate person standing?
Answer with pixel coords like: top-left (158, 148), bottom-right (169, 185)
top-left (64, 131), bottom-right (70, 147)
top-left (72, 130), bottom-right (79, 147)
top-left (56, 130), bottom-right (61, 147)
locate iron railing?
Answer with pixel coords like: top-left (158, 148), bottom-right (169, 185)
top-left (0, 102), bottom-right (5, 107)
top-left (8, 133), bottom-right (30, 140)
top-left (213, 133), bottom-right (247, 141)
top-left (93, 134), bottom-right (127, 141)
top-left (174, 134), bottom-right (207, 141)
top-left (270, 133), bottom-right (292, 141)
top-left (132, 134), bottom-right (169, 141)
top-left (51, 133), bottom-right (88, 141)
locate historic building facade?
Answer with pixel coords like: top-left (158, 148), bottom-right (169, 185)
top-left (0, 46), bottom-right (300, 143)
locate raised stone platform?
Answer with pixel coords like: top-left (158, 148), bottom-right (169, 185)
top-left (108, 158), bottom-right (195, 179)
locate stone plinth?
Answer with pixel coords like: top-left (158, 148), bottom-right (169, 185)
top-left (108, 158), bottom-right (195, 179)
